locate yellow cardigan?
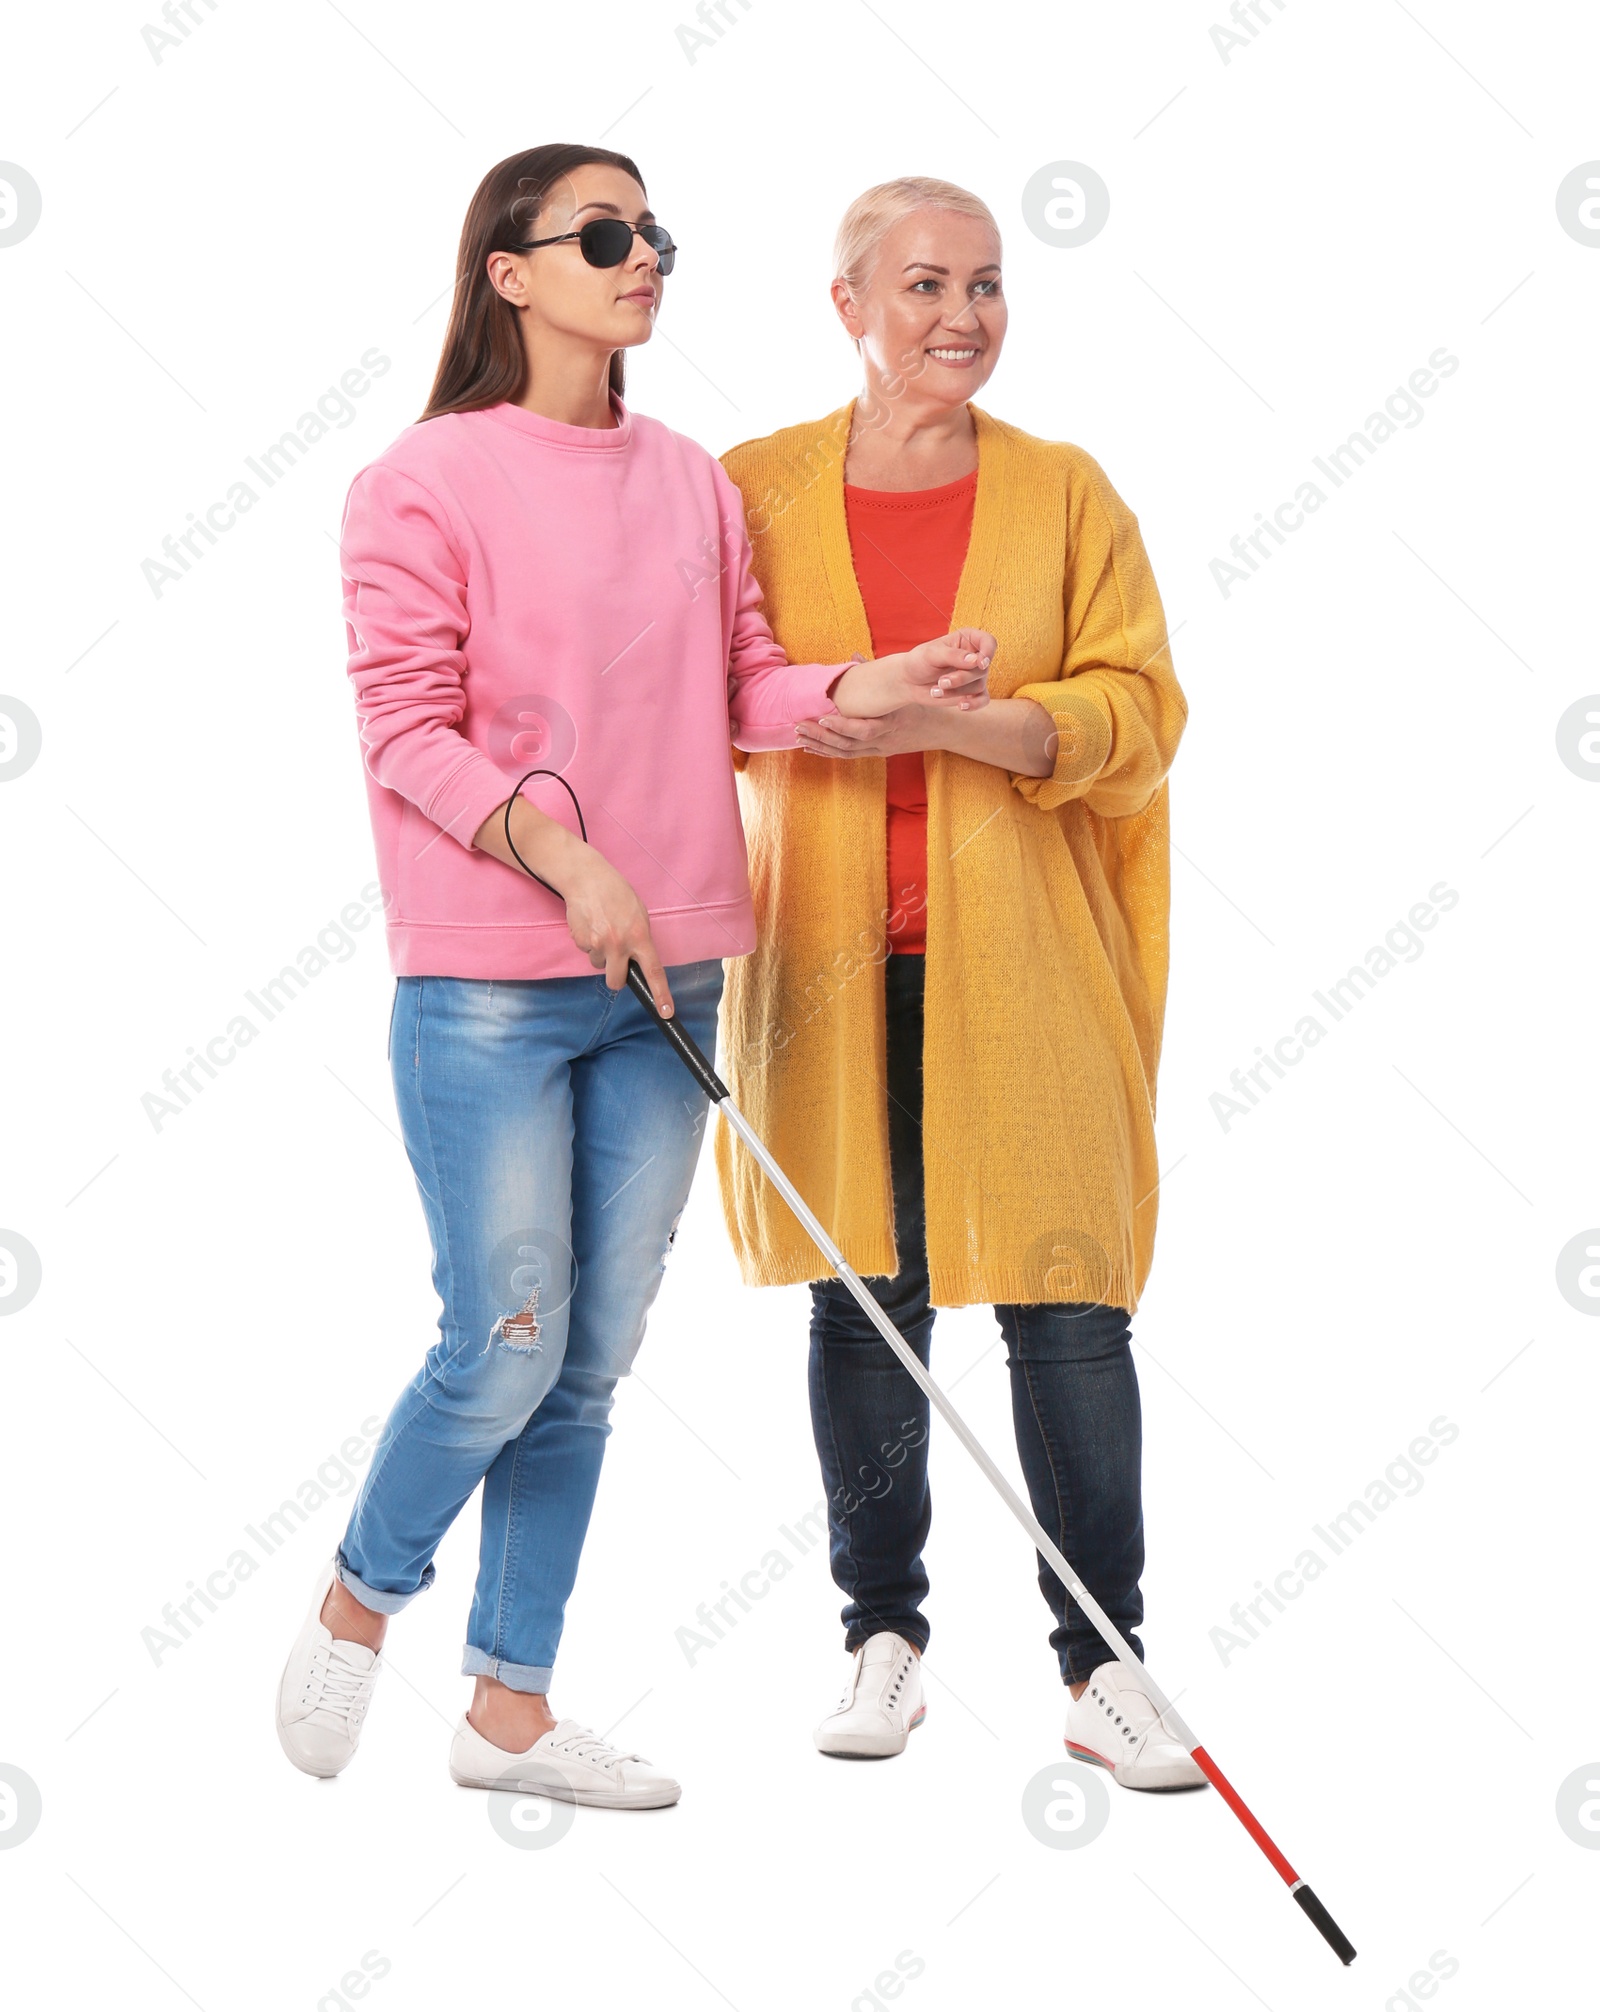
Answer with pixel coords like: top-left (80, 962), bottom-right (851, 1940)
top-left (713, 401), bottom-right (1188, 1314)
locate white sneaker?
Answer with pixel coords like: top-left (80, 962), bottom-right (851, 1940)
top-left (276, 1559), bottom-right (383, 1778)
top-left (813, 1632), bottom-right (925, 1758)
top-left (1064, 1660), bottom-right (1208, 1791)
top-left (449, 1714), bottom-right (681, 1809)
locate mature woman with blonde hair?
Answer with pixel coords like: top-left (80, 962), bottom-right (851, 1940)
top-left (714, 176), bottom-right (1199, 1787)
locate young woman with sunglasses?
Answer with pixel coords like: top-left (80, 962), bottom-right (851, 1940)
top-left (274, 143), bottom-right (994, 1807)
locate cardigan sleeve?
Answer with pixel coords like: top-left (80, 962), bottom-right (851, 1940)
top-left (340, 462), bottom-right (516, 852)
top-left (1008, 453), bottom-right (1187, 820)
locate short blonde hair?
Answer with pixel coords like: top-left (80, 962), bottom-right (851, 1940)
top-left (833, 177), bottom-right (1001, 292)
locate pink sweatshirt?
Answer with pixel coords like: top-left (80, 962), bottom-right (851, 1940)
top-left (339, 396), bottom-right (846, 979)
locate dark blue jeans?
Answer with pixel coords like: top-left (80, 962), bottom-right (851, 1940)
top-left (808, 951), bottom-right (1146, 1686)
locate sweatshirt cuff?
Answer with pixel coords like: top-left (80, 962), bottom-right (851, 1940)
top-left (1008, 682), bottom-right (1112, 808)
top-left (731, 659), bottom-right (849, 751)
top-left (797, 658), bottom-right (849, 721)
top-left (424, 750), bottom-right (520, 853)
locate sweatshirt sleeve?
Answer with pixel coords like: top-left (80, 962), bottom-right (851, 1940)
top-left (714, 464), bottom-right (850, 752)
top-left (1009, 454), bottom-right (1188, 820)
top-left (340, 461), bottom-right (517, 852)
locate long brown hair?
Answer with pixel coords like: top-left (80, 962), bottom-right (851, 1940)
top-left (420, 143), bottom-right (647, 422)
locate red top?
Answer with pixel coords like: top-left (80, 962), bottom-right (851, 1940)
top-left (842, 471), bottom-right (978, 955)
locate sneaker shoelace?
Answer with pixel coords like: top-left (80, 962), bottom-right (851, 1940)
top-left (546, 1725), bottom-right (646, 1772)
top-left (305, 1639), bottom-right (378, 1728)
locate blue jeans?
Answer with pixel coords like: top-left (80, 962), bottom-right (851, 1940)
top-left (808, 952), bottom-right (1146, 1685)
top-left (337, 961), bottom-right (724, 1693)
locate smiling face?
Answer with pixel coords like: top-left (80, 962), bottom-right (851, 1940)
top-left (833, 206), bottom-right (1006, 415)
top-left (489, 161), bottom-right (665, 356)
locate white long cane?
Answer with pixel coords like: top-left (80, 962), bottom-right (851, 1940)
top-left (624, 961), bottom-right (1356, 1969)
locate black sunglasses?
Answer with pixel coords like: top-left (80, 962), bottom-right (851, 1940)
top-left (510, 216), bottom-right (677, 277)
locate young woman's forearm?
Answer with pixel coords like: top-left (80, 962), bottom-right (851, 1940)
top-left (828, 653), bottom-right (904, 716)
top-left (472, 795), bottom-right (590, 886)
top-left (829, 631), bottom-right (994, 719)
top-left (929, 696), bottom-right (1056, 776)
top-left (471, 796), bottom-right (676, 1012)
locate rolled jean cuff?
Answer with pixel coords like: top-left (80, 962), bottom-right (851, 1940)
top-left (461, 1647), bottom-right (554, 1695)
top-left (335, 1550), bottom-right (435, 1616)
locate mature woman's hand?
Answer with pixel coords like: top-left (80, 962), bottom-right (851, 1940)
top-left (795, 708), bottom-right (933, 759)
top-left (829, 627), bottom-right (996, 719)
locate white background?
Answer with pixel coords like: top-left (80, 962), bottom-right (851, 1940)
top-left (2, 1), bottom-right (1597, 2006)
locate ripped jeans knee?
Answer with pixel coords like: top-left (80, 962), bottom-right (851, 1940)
top-left (490, 1280), bottom-right (544, 1356)
top-left (658, 1207), bottom-right (685, 1274)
